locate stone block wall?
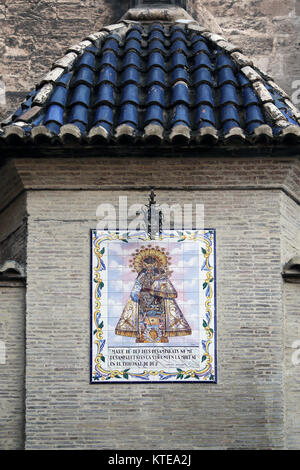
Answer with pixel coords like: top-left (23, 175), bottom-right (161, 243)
top-left (208, 0), bottom-right (300, 98)
top-left (0, 0), bottom-right (299, 120)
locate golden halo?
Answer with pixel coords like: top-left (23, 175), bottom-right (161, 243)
top-left (130, 246), bottom-right (169, 273)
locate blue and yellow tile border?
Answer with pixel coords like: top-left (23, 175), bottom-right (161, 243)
top-left (90, 229), bottom-right (217, 384)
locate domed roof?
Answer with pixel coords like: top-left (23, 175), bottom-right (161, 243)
top-left (1, 3), bottom-right (300, 148)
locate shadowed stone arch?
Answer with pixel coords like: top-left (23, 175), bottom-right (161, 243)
top-left (0, 261), bottom-right (25, 281)
top-left (282, 256), bottom-right (300, 283)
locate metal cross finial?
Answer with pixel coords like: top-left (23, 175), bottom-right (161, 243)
top-left (149, 188), bottom-right (156, 206)
top-left (141, 188), bottom-right (163, 239)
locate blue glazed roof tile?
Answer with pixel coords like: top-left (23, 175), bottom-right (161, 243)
top-left (12, 106), bottom-right (25, 120)
top-left (25, 89), bottom-right (37, 100)
top-left (198, 120), bottom-right (215, 129)
top-left (76, 51), bottom-right (96, 70)
top-left (22, 95), bottom-right (34, 110)
top-left (192, 40), bottom-right (210, 56)
top-left (85, 45), bottom-right (98, 55)
top-left (148, 52), bottom-right (166, 70)
top-left (193, 68), bottom-right (213, 86)
top-left (219, 84), bottom-right (239, 106)
top-left (170, 24), bottom-right (185, 32)
top-left (149, 30), bottom-right (165, 43)
top-left (73, 67), bottom-right (94, 87)
top-left (127, 30), bottom-right (143, 41)
top-left (121, 84), bottom-right (140, 105)
top-left (172, 104), bottom-right (190, 126)
top-left (123, 51), bottom-right (142, 70)
top-left (130, 24), bottom-right (143, 33)
top-left (121, 66), bottom-right (140, 86)
top-left (274, 98), bottom-right (288, 111)
top-left (146, 85), bottom-right (165, 106)
top-left (95, 120), bottom-right (112, 133)
top-left (242, 86), bottom-right (260, 107)
top-left (171, 83), bottom-right (190, 106)
top-left (99, 51), bottom-right (118, 70)
top-left (68, 121), bottom-right (87, 134)
top-left (118, 103), bottom-right (138, 127)
top-left (125, 38), bottom-right (142, 54)
top-left (245, 105), bottom-right (264, 124)
top-left (146, 67), bottom-right (166, 87)
top-left (69, 104), bottom-right (89, 125)
top-left (170, 40), bottom-right (188, 56)
top-left (32, 114), bottom-right (45, 127)
top-left (223, 120), bottom-right (241, 134)
top-left (195, 104), bottom-right (215, 126)
top-left (280, 110), bottom-right (298, 125)
top-left (145, 104), bottom-right (164, 126)
top-left (217, 67), bottom-right (238, 86)
top-left (3, 21), bottom-right (300, 146)
top-left (171, 67), bottom-right (189, 85)
top-left (237, 72), bottom-right (251, 88)
top-left (49, 86), bottom-right (68, 107)
top-left (193, 53), bottom-right (213, 71)
top-left (191, 34), bottom-right (205, 45)
top-left (149, 40), bottom-right (167, 54)
top-left (171, 30), bottom-right (188, 43)
top-left (103, 38), bottom-right (120, 53)
top-left (220, 104), bottom-right (240, 124)
top-left (97, 66), bottom-right (117, 86)
top-left (150, 23), bottom-right (165, 33)
top-left (247, 121), bottom-right (265, 134)
top-left (46, 122), bottom-right (61, 134)
top-left (94, 84), bottom-right (115, 106)
top-left (216, 54), bottom-right (236, 70)
top-left (195, 84), bottom-right (214, 106)
top-left (93, 105), bottom-right (114, 126)
top-left (45, 104), bottom-right (65, 125)
top-left (70, 84), bottom-right (91, 107)
top-left (171, 52), bottom-right (188, 70)
top-left (56, 72), bottom-right (73, 88)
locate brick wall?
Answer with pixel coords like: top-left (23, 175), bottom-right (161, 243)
top-left (280, 192), bottom-right (300, 449)
top-left (21, 156), bottom-right (291, 449)
top-left (0, 283), bottom-right (25, 450)
top-left (0, 175), bottom-right (26, 450)
top-left (0, 150), bottom-right (299, 449)
top-left (0, 0), bottom-right (299, 120)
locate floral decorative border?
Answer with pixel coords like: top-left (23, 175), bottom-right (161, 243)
top-left (90, 230), bottom-right (217, 384)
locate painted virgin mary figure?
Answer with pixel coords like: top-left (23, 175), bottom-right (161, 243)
top-left (115, 245), bottom-right (192, 343)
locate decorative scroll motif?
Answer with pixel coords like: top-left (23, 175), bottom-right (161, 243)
top-left (91, 230), bottom-right (217, 383)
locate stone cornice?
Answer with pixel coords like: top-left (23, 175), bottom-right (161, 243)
top-left (0, 155), bottom-right (299, 212)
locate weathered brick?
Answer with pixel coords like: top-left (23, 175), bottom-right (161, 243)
top-left (0, 284), bottom-right (25, 450)
top-left (0, 155), bottom-right (296, 449)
